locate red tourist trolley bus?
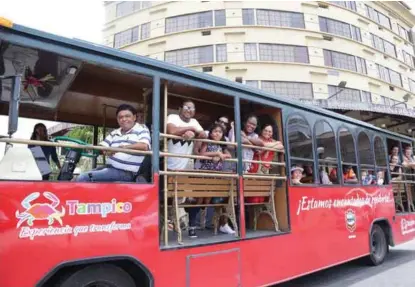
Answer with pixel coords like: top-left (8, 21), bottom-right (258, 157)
top-left (1, 18), bottom-right (415, 287)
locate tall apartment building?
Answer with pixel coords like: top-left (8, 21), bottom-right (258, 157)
top-left (103, 1), bottom-right (415, 134)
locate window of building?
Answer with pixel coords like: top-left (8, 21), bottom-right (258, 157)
top-left (330, 1), bottom-right (357, 11)
top-left (356, 56), bottom-right (367, 74)
top-left (324, 50), bottom-right (359, 72)
top-left (216, 44), bottom-right (227, 62)
top-left (315, 120), bottom-right (338, 184)
top-left (374, 136), bottom-right (388, 185)
top-left (242, 9), bottom-right (255, 25)
top-left (409, 78), bottom-right (415, 92)
top-left (262, 81), bottom-right (313, 100)
top-left (358, 132), bottom-right (375, 185)
top-left (398, 24), bottom-right (410, 41)
top-left (165, 11), bottom-right (213, 33)
top-left (319, 17), bottom-right (351, 38)
top-left (361, 91), bottom-right (372, 103)
top-left (365, 5), bottom-right (391, 29)
top-left (165, 45), bottom-right (214, 66)
top-left (328, 85), bottom-right (361, 102)
top-left (259, 44), bottom-right (309, 63)
top-left (245, 80), bottom-right (259, 88)
top-left (402, 50), bottom-right (414, 68)
top-left (256, 9), bottom-right (305, 28)
top-left (141, 22), bottom-right (150, 40)
top-left (116, 2), bottom-right (141, 18)
top-left (214, 10), bottom-right (226, 26)
top-left (377, 64), bottom-right (402, 87)
top-left (244, 43), bottom-right (258, 61)
top-left (351, 25), bottom-right (362, 42)
top-left (141, 1), bottom-right (152, 9)
top-left (339, 127), bottom-right (358, 184)
top-left (287, 114), bottom-right (315, 185)
top-left (371, 34), bottom-right (396, 57)
top-left (114, 26), bottom-right (139, 48)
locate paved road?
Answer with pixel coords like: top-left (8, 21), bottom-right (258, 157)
top-left (276, 240), bottom-right (415, 287)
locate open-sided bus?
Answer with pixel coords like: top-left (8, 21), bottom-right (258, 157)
top-left (1, 17), bottom-right (415, 287)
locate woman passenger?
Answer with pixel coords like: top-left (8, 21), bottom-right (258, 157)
top-left (343, 165), bottom-right (358, 183)
top-left (198, 124), bottom-right (235, 235)
top-left (28, 123), bottom-right (61, 180)
top-left (248, 124), bottom-right (284, 174)
top-left (390, 155), bottom-right (402, 181)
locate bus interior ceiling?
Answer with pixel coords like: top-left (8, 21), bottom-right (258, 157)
top-left (0, 42), bottom-right (153, 127)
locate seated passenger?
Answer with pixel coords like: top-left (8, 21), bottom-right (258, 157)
top-left (361, 170), bottom-right (375, 185)
top-left (343, 166), bottom-right (358, 183)
top-left (301, 165), bottom-right (314, 184)
top-left (376, 170), bottom-right (385, 185)
top-left (166, 99), bottom-right (207, 239)
top-left (198, 123), bottom-right (235, 235)
top-left (76, 104), bottom-right (151, 182)
top-left (248, 124), bottom-right (284, 175)
top-left (390, 155), bottom-right (402, 181)
top-left (291, 165), bottom-right (303, 185)
top-left (28, 123), bottom-right (61, 180)
top-left (329, 167), bottom-right (338, 183)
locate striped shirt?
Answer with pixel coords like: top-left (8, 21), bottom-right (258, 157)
top-left (100, 123), bottom-right (151, 173)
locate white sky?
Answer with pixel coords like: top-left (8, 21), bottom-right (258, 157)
top-left (0, 0), bottom-right (104, 158)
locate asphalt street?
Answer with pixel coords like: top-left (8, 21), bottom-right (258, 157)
top-left (276, 240), bottom-right (415, 287)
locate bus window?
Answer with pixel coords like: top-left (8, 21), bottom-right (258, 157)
top-left (339, 127), bottom-right (358, 184)
top-left (374, 136), bottom-right (388, 186)
top-left (357, 132), bottom-right (375, 185)
top-left (314, 120), bottom-right (338, 185)
top-left (287, 114), bottom-right (314, 185)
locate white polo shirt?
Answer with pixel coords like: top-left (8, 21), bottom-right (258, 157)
top-left (101, 123), bottom-right (151, 173)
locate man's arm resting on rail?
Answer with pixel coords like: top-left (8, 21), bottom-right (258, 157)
top-left (167, 123), bottom-right (196, 136)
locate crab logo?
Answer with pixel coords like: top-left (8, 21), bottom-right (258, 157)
top-left (15, 192), bottom-right (66, 228)
top-left (345, 209), bottom-right (356, 233)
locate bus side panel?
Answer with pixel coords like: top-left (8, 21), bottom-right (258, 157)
top-left (238, 185), bottom-right (394, 287)
top-left (392, 213), bottom-right (415, 245)
top-left (0, 181), bottom-right (160, 287)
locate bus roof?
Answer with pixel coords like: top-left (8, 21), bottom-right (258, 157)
top-left (0, 20), bottom-right (413, 142)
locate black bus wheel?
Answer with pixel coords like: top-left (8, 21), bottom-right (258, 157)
top-left (59, 264), bottom-right (136, 287)
top-left (365, 224), bottom-right (388, 266)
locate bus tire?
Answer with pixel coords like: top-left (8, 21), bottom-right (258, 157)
top-left (59, 264), bottom-right (136, 287)
top-left (365, 224), bottom-right (388, 266)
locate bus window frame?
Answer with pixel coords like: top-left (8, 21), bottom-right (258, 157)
top-left (373, 135), bottom-right (389, 185)
top-left (337, 125), bottom-right (359, 186)
top-left (313, 119), bottom-right (340, 186)
top-left (356, 130), bottom-right (375, 185)
top-left (286, 112), bottom-right (317, 186)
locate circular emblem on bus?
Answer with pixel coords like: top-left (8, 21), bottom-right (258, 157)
top-left (345, 209), bottom-right (356, 233)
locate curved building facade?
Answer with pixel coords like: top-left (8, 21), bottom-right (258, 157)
top-left (103, 1), bottom-right (415, 134)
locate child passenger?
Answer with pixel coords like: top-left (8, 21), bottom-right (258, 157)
top-left (199, 124), bottom-right (235, 235)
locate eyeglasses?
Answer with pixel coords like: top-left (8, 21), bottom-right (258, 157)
top-left (182, 106), bottom-right (195, 112)
top-left (218, 120), bottom-right (229, 126)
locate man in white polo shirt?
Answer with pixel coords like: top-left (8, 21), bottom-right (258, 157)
top-left (76, 104), bottom-right (151, 182)
top-left (167, 99), bottom-right (206, 238)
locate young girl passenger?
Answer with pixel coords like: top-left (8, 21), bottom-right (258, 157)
top-left (198, 124), bottom-right (235, 234)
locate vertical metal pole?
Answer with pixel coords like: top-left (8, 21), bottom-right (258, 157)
top-left (8, 75), bottom-right (21, 137)
top-left (102, 105), bottom-right (107, 165)
top-left (234, 96), bottom-right (246, 238)
top-left (163, 82), bottom-right (169, 246)
top-left (92, 125), bottom-right (99, 168)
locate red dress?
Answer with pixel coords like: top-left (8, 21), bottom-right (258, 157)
top-left (246, 138), bottom-right (275, 203)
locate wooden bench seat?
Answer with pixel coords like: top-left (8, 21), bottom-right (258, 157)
top-left (243, 178), bottom-right (279, 232)
top-left (392, 182), bottom-right (415, 212)
top-left (164, 175), bottom-right (238, 244)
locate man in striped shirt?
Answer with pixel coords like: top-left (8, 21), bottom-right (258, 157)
top-left (76, 104), bottom-right (151, 182)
